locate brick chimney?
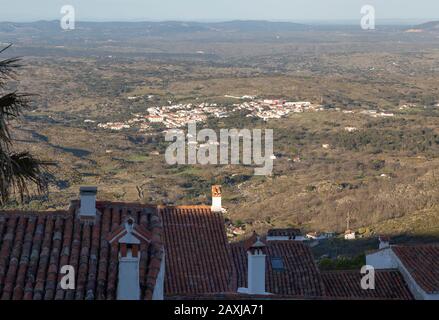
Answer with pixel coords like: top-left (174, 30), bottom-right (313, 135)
top-left (211, 185), bottom-right (222, 212)
top-left (79, 186), bottom-right (97, 220)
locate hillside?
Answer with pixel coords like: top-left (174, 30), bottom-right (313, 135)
top-left (406, 20), bottom-right (439, 32)
top-left (0, 20), bottom-right (309, 38)
top-left (2, 21), bottom-right (439, 241)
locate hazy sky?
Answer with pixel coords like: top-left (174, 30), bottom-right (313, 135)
top-left (0, 0), bottom-right (438, 23)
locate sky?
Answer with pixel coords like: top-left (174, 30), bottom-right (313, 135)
top-left (0, 0), bottom-right (438, 23)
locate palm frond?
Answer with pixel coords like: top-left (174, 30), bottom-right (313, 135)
top-left (0, 150), bottom-right (55, 205)
top-left (0, 92), bottom-right (32, 145)
top-left (0, 44), bottom-right (56, 205)
top-left (0, 54), bottom-right (22, 86)
top-left (0, 44), bottom-right (12, 54)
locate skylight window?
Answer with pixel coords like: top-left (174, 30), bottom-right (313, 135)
top-left (271, 257), bottom-right (284, 271)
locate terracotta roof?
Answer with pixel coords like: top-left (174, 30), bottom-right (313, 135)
top-left (0, 201), bottom-right (163, 300)
top-left (231, 240), bottom-right (325, 297)
top-left (2, 196), bottom-right (431, 301)
top-left (392, 245), bottom-right (439, 294)
top-left (322, 270), bottom-right (413, 300)
top-left (166, 293), bottom-right (323, 300)
top-left (159, 205), bottom-right (236, 296)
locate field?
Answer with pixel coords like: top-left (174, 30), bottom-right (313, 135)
top-left (2, 20), bottom-right (439, 246)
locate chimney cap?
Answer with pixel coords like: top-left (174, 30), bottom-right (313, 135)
top-left (212, 185), bottom-right (222, 197)
top-left (379, 235), bottom-right (390, 242)
top-left (252, 238), bottom-right (266, 249)
top-left (80, 186), bottom-right (97, 194)
top-left (245, 232), bottom-right (267, 253)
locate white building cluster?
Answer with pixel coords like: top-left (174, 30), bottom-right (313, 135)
top-left (233, 99), bottom-right (323, 121)
top-left (360, 110), bottom-right (395, 118)
top-left (95, 98), bottom-right (324, 132)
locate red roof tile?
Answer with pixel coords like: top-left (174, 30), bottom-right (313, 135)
top-left (231, 240), bottom-right (325, 297)
top-left (322, 270), bottom-right (413, 300)
top-left (159, 205), bottom-right (237, 296)
top-left (0, 201), bottom-right (163, 300)
top-left (1, 198), bottom-right (427, 301)
top-left (393, 245), bottom-right (439, 294)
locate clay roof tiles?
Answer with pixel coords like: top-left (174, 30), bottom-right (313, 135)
top-left (392, 245), bottom-right (439, 294)
top-left (159, 205), bottom-right (237, 296)
top-left (231, 240), bottom-right (325, 297)
top-left (0, 201), bottom-right (163, 300)
top-left (322, 270), bottom-right (413, 300)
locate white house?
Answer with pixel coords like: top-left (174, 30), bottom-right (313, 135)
top-left (366, 242), bottom-right (439, 300)
top-left (344, 230), bottom-right (356, 240)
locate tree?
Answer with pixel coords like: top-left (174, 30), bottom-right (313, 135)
top-left (0, 45), bottom-right (54, 205)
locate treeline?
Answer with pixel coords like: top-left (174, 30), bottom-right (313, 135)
top-left (332, 128), bottom-right (439, 156)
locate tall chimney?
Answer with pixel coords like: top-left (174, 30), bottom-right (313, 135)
top-left (211, 185), bottom-right (222, 212)
top-left (117, 218), bottom-right (141, 300)
top-left (247, 234), bottom-right (267, 295)
top-left (79, 186), bottom-right (97, 219)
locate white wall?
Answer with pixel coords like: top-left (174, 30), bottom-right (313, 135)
top-left (367, 248), bottom-right (439, 300)
top-left (248, 252), bottom-right (266, 294)
top-left (117, 256), bottom-right (140, 300)
top-left (393, 253), bottom-right (439, 300)
top-left (152, 253), bottom-right (165, 300)
top-left (211, 196), bottom-right (222, 212)
top-left (79, 193), bottom-right (96, 217)
top-left (366, 248), bottom-right (397, 269)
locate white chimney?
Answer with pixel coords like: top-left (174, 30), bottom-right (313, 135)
top-left (117, 218), bottom-right (141, 300)
top-left (118, 250), bottom-right (141, 300)
top-left (211, 185), bottom-right (222, 212)
top-left (247, 235), bottom-right (267, 295)
top-left (379, 236), bottom-right (390, 250)
top-left (79, 186), bottom-right (97, 218)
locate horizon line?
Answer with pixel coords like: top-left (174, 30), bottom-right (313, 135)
top-left (0, 18), bottom-right (437, 26)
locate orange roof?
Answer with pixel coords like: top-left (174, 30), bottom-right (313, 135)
top-left (322, 270), bottom-right (413, 300)
top-left (231, 239), bottom-right (325, 297)
top-left (0, 201), bottom-right (164, 300)
top-left (159, 206), bottom-right (236, 296)
top-left (393, 245), bottom-right (439, 294)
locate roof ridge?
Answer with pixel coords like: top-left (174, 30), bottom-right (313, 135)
top-left (321, 269), bottom-right (401, 274)
top-left (393, 243), bottom-right (439, 248)
top-left (0, 210), bottom-right (69, 216)
top-left (0, 202), bottom-right (214, 216)
top-left (157, 204), bottom-right (212, 210)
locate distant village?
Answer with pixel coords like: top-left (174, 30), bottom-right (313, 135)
top-left (93, 96), bottom-right (325, 132)
top-left (226, 221), bottom-right (356, 242)
top-left (91, 94), bottom-right (400, 133)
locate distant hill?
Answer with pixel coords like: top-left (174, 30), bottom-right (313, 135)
top-left (406, 21), bottom-right (439, 33)
top-left (209, 20), bottom-right (309, 32)
top-left (0, 20), bottom-right (309, 36)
